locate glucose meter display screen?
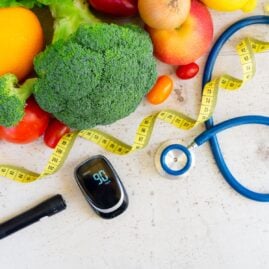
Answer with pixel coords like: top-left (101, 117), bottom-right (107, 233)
top-left (78, 158), bottom-right (121, 209)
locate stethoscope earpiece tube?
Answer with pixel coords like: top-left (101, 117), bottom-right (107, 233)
top-left (202, 16), bottom-right (269, 202)
top-left (195, 115), bottom-right (269, 146)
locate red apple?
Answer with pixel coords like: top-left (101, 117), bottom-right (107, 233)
top-left (147, 0), bottom-right (213, 65)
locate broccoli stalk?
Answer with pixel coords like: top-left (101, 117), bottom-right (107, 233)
top-left (0, 74), bottom-right (36, 127)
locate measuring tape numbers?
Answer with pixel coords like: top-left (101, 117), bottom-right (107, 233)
top-left (0, 38), bottom-right (268, 183)
top-left (0, 132), bottom-right (78, 183)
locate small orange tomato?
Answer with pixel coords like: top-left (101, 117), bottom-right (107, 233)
top-left (147, 75), bottom-right (173, 105)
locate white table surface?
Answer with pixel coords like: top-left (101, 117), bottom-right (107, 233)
top-left (1, 2), bottom-right (269, 269)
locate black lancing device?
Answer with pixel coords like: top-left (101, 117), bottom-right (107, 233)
top-left (74, 155), bottom-right (128, 219)
top-left (0, 194), bottom-right (66, 240)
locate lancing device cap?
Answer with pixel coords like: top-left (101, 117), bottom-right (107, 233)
top-left (0, 194), bottom-right (66, 240)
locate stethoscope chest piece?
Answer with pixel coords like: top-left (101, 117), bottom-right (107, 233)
top-left (155, 140), bottom-right (194, 179)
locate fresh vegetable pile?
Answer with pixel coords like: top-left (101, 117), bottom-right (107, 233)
top-left (0, 0), bottom-right (157, 131)
top-left (0, 0), bottom-right (258, 146)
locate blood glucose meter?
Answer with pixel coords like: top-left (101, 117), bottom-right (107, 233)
top-left (74, 155), bottom-right (128, 219)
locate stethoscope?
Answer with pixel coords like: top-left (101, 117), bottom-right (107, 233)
top-left (155, 16), bottom-right (269, 202)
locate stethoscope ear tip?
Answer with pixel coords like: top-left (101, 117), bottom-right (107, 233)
top-left (155, 140), bottom-right (194, 179)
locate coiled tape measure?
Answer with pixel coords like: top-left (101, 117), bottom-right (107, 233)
top-left (0, 24), bottom-right (269, 185)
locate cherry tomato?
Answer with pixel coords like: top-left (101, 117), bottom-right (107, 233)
top-left (89, 0), bottom-right (138, 17)
top-left (146, 75), bottom-right (173, 105)
top-left (44, 118), bottom-right (71, 149)
top-left (176, 62), bottom-right (199, 80)
top-left (0, 97), bottom-right (50, 144)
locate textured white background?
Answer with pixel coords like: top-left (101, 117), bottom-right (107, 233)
top-left (0, 2), bottom-right (269, 268)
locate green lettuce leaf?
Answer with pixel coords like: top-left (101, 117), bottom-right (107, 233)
top-left (0, 0), bottom-right (41, 8)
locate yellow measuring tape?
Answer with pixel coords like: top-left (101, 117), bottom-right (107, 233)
top-left (1, 38), bottom-right (269, 183)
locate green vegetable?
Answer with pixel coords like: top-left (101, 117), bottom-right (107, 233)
top-left (0, 0), bottom-right (157, 130)
top-left (0, 74), bottom-right (36, 127)
top-left (0, 0), bottom-right (39, 8)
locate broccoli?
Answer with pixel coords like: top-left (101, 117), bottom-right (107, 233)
top-left (0, 0), bottom-right (157, 129)
top-left (0, 74), bottom-right (36, 127)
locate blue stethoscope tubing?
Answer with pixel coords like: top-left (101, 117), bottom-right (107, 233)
top-left (202, 16), bottom-right (269, 202)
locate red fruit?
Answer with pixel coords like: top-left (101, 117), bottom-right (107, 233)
top-left (147, 0), bottom-right (213, 65)
top-left (88, 0), bottom-right (138, 17)
top-left (176, 62), bottom-right (199, 79)
top-left (44, 118), bottom-right (71, 149)
top-left (0, 97), bottom-right (50, 144)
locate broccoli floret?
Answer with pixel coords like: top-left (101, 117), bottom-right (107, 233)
top-left (1, 0), bottom-right (157, 130)
top-left (34, 23), bottom-right (157, 129)
top-left (0, 74), bottom-right (36, 127)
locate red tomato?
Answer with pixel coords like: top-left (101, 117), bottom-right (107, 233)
top-left (176, 62), bottom-right (199, 80)
top-left (89, 0), bottom-right (138, 17)
top-left (44, 118), bottom-right (71, 149)
top-left (0, 97), bottom-right (50, 144)
top-left (147, 75), bottom-right (173, 105)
